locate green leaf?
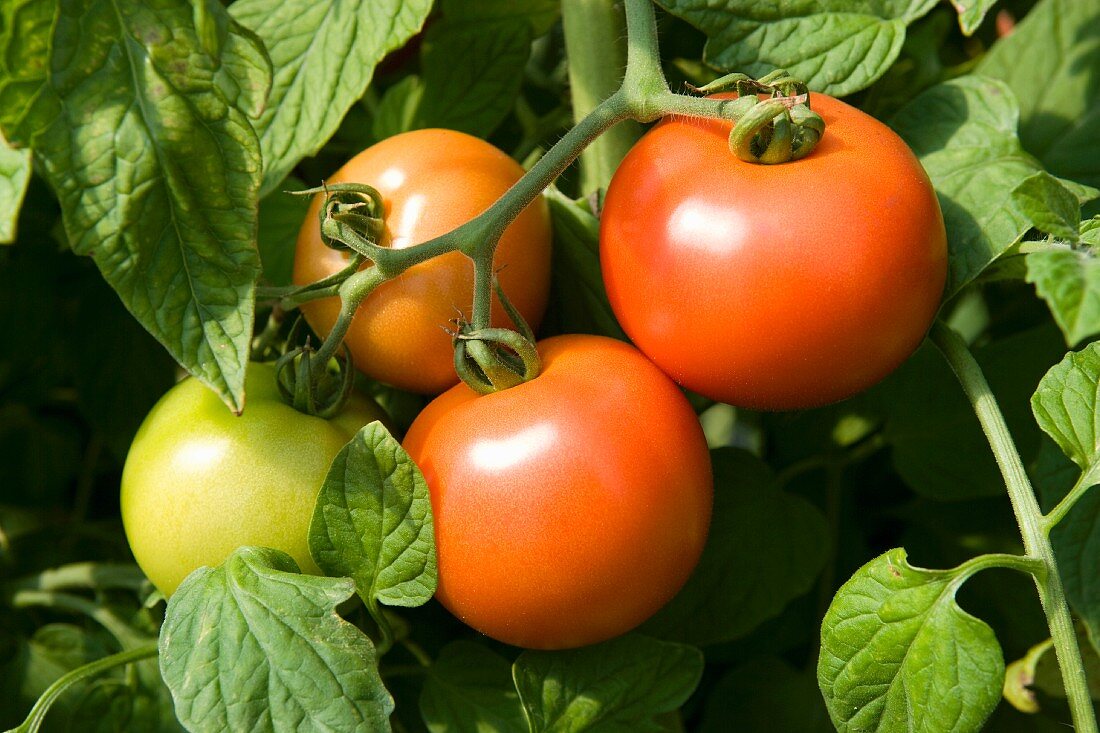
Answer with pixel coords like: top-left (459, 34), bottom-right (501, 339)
top-left (700, 657), bottom-right (832, 733)
top-left (67, 275), bottom-right (177, 460)
top-left (441, 0), bottom-right (560, 35)
top-left (419, 642), bottom-right (526, 733)
top-left (513, 634), bottom-right (703, 733)
top-left (159, 546), bottom-right (394, 733)
top-left (29, 0), bottom-right (271, 412)
top-left (1027, 242), bottom-right (1100, 347)
top-left (1012, 171), bottom-right (1082, 241)
top-left (374, 14), bottom-right (531, 140)
top-left (541, 188), bottom-right (626, 340)
top-left (949, 0), bottom-right (999, 35)
top-left (0, 0), bottom-right (56, 145)
top-left (1033, 343), bottom-right (1100, 485)
top-left (257, 176), bottom-right (311, 287)
top-left (978, 0), bottom-right (1100, 189)
top-left (641, 448), bottom-right (828, 646)
top-left (371, 76), bottom-right (423, 142)
top-left (309, 422), bottom-right (437, 609)
top-left (873, 326), bottom-right (1064, 500)
top-left (818, 549), bottom-right (1004, 733)
top-left (655, 0), bottom-right (938, 97)
top-left (230, 0), bottom-right (432, 195)
top-left (0, 134), bottom-right (30, 243)
top-left (891, 76), bottom-right (1092, 297)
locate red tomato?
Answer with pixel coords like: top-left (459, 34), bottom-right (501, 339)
top-left (294, 129), bottom-right (552, 395)
top-left (403, 334), bottom-right (713, 649)
top-left (599, 93), bottom-right (947, 410)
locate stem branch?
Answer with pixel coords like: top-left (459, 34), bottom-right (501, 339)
top-left (930, 321), bottom-right (1096, 733)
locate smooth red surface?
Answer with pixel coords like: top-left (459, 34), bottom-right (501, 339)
top-left (403, 335), bottom-right (713, 649)
top-left (294, 129), bottom-right (552, 395)
top-left (600, 93), bottom-right (948, 410)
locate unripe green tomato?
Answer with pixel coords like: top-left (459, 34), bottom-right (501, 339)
top-left (121, 362), bottom-right (387, 595)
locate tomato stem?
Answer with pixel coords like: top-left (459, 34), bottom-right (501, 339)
top-left (562, 0), bottom-right (644, 194)
top-left (930, 321), bottom-right (1098, 733)
top-left (6, 642), bottom-right (159, 733)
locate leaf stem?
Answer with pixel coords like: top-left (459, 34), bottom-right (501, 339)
top-left (7, 642), bottom-right (158, 733)
top-left (1044, 471), bottom-right (1097, 530)
top-left (930, 321), bottom-right (1097, 733)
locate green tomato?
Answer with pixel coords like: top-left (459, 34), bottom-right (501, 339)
top-left (121, 362), bottom-right (387, 595)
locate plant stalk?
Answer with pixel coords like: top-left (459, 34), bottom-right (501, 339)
top-left (931, 321), bottom-right (1097, 733)
top-left (561, 0), bottom-right (643, 194)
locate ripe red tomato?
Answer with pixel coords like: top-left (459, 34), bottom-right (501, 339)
top-left (294, 129), bottom-right (552, 395)
top-left (403, 334), bottom-right (713, 649)
top-left (600, 93), bottom-right (948, 410)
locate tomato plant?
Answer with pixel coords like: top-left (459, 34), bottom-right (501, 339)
top-left (3, 0), bottom-right (1100, 732)
top-left (600, 92), bottom-right (948, 410)
top-left (403, 334), bottom-right (712, 649)
top-left (294, 128), bottom-right (553, 395)
top-left (120, 362), bottom-right (387, 596)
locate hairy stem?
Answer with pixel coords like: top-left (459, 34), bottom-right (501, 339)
top-left (931, 321), bottom-right (1097, 733)
top-left (562, 0), bottom-right (643, 193)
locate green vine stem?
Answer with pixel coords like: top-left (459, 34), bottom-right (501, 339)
top-left (5, 642), bottom-right (159, 733)
top-left (561, 0), bottom-right (644, 194)
top-left (930, 321), bottom-right (1097, 733)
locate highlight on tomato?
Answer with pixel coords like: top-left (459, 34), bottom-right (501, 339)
top-left (403, 334), bottom-right (713, 650)
top-left (120, 362), bottom-right (388, 596)
top-left (599, 93), bottom-right (948, 411)
top-left (294, 128), bottom-right (553, 395)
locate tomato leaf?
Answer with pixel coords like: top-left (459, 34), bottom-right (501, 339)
top-left (0, 135), bottom-right (30, 243)
top-left (890, 76), bottom-right (1095, 298)
top-left (949, 0), bottom-right (999, 35)
top-left (159, 546), bottom-right (394, 733)
top-left (257, 177), bottom-right (311, 287)
top-left (309, 422), bottom-right (437, 610)
top-left (1026, 222), bottom-right (1100, 347)
top-left (700, 657), bottom-right (832, 733)
top-left (541, 188), bottom-right (626, 340)
top-left (1033, 343), bottom-right (1100, 490)
top-left (818, 549), bottom-right (1004, 733)
top-left (22, 0), bottom-right (271, 413)
top-left (230, 0), bottom-right (432, 196)
top-left (1013, 171), bottom-right (1083, 242)
top-left (0, 0), bottom-right (56, 146)
top-left (655, 0), bottom-right (938, 97)
top-left (419, 642), bottom-right (526, 733)
top-left (513, 634), bottom-right (703, 733)
top-left (441, 0), bottom-right (560, 36)
top-left (978, 0), bottom-right (1100, 190)
top-left (871, 327), bottom-right (1064, 500)
top-left (1033, 343), bottom-right (1100, 644)
top-left (373, 8), bottom-right (531, 141)
top-left (641, 448), bottom-right (828, 646)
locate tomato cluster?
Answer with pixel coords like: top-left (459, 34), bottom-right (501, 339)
top-left (123, 99), bottom-right (945, 648)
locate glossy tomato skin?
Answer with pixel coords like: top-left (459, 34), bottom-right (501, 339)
top-left (294, 129), bottom-right (552, 395)
top-left (600, 93), bottom-right (948, 410)
top-left (403, 334), bottom-right (713, 650)
top-left (121, 363), bottom-right (388, 595)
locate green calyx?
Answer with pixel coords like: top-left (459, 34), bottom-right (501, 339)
top-left (689, 69), bottom-right (825, 164)
top-left (274, 318), bottom-right (356, 418)
top-left (291, 182), bottom-right (387, 258)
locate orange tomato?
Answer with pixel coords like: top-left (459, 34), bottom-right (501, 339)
top-left (294, 129), bottom-right (552, 394)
